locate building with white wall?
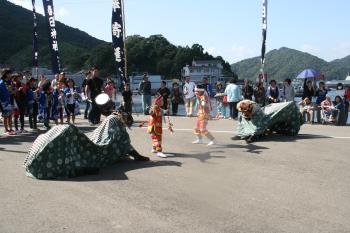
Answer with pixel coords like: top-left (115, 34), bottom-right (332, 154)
top-left (181, 60), bottom-right (223, 83)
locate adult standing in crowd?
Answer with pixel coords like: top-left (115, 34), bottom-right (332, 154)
top-left (315, 81), bottom-right (328, 123)
top-left (302, 79), bottom-right (315, 101)
top-left (58, 72), bottom-right (66, 84)
top-left (242, 79), bottom-right (254, 100)
top-left (39, 82), bottom-right (53, 129)
top-left (12, 73), bottom-right (27, 133)
top-left (121, 83), bottom-right (133, 113)
top-left (253, 82), bottom-right (266, 106)
top-left (139, 73), bottom-right (152, 115)
top-left (82, 71), bottom-right (92, 119)
top-left (281, 78), bottom-right (295, 102)
top-left (157, 81), bottom-right (171, 110)
top-left (183, 76), bottom-right (196, 117)
top-left (171, 82), bottom-right (181, 116)
top-left (224, 78), bottom-right (241, 120)
top-left (344, 86), bottom-right (350, 123)
top-left (0, 68), bottom-right (16, 135)
top-left (267, 80), bottom-right (280, 104)
top-left (26, 78), bottom-right (39, 130)
top-left (38, 74), bottom-right (46, 90)
top-left (86, 66), bottom-right (104, 125)
top-left (51, 74), bottom-right (59, 89)
top-left (202, 77), bottom-right (213, 97)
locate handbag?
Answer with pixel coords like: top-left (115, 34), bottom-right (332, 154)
top-left (223, 95), bottom-right (228, 104)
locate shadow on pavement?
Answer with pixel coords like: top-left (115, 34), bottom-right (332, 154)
top-left (0, 147), bottom-right (28, 154)
top-left (0, 132), bottom-right (39, 146)
top-left (169, 151), bottom-right (226, 163)
top-left (259, 133), bottom-right (332, 142)
top-left (216, 144), bottom-right (269, 154)
top-left (60, 159), bottom-right (182, 182)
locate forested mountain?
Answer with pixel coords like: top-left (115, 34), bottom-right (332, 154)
top-left (1, 0), bottom-right (348, 80)
top-left (0, 0), bottom-right (104, 72)
top-left (0, 0), bottom-right (232, 78)
top-left (231, 47), bottom-right (350, 81)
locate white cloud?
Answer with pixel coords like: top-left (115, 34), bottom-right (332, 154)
top-left (330, 42), bottom-right (350, 60)
top-left (300, 44), bottom-right (320, 55)
top-left (230, 45), bottom-right (255, 63)
top-left (204, 46), bottom-right (217, 55)
top-left (9, 0), bottom-right (32, 9)
top-left (9, 0), bottom-right (47, 15)
top-left (57, 7), bottom-right (69, 18)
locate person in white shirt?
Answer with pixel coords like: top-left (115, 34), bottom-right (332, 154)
top-left (281, 78), bottom-right (295, 102)
top-left (183, 76), bottom-right (196, 117)
top-left (51, 74), bottom-right (59, 89)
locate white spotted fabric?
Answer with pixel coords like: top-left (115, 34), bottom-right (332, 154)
top-left (24, 115), bottom-right (133, 179)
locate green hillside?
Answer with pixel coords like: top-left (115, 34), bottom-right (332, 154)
top-left (2, 0), bottom-right (348, 80)
top-left (231, 47), bottom-right (350, 81)
top-left (0, 0), bottom-right (232, 78)
top-left (0, 0), bottom-right (105, 72)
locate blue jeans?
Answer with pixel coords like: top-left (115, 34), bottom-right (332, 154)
top-left (142, 94), bottom-right (151, 115)
top-left (84, 100), bottom-right (90, 118)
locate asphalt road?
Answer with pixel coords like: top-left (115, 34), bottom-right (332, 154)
top-left (0, 116), bottom-right (350, 233)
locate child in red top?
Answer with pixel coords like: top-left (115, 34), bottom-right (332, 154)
top-left (148, 95), bottom-right (167, 158)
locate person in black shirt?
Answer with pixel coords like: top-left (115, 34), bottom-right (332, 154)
top-left (157, 81), bottom-right (171, 110)
top-left (242, 79), bottom-right (254, 100)
top-left (121, 83), bottom-right (133, 113)
top-left (302, 79), bottom-right (315, 101)
top-left (138, 73), bottom-right (152, 114)
top-left (85, 67), bottom-right (104, 125)
top-left (267, 80), bottom-right (280, 103)
top-left (171, 82), bottom-right (181, 116)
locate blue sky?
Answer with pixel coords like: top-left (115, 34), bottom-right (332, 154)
top-left (10, 0), bottom-right (350, 63)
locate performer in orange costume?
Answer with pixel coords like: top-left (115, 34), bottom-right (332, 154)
top-left (193, 84), bottom-right (215, 146)
top-left (148, 95), bottom-right (167, 158)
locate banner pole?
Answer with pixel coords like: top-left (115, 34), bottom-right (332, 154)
top-left (121, 0), bottom-right (128, 83)
top-left (260, 0), bottom-right (268, 88)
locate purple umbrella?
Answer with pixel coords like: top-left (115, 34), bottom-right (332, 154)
top-left (296, 69), bottom-right (320, 79)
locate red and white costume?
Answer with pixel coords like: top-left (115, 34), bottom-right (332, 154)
top-left (193, 86), bottom-right (215, 145)
top-left (148, 103), bottom-right (163, 152)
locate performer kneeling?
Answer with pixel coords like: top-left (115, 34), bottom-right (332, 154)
top-left (234, 100), bottom-right (303, 143)
top-left (24, 113), bottom-right (149, 179)
top-left (192, 84), bottom-right (215, 146)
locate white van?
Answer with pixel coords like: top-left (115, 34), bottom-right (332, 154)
top-left (129, 74), bottom-right (162, 95)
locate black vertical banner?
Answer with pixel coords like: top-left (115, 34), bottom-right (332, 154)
top-left (42, 0), bottom-right (61, 74)
top-left (261, 0), bottom-right (268, 70)
top-left (112, 0), bottom-right (127, 84)
top-left (260, 0), bottom-right (268, 86)
top-left (32, 0), bottom-right (38, 68)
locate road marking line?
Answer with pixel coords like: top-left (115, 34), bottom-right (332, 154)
top-left (134, 127), bottom-right (350, 138)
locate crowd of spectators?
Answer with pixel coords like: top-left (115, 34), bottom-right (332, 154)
top-left (1, 67), bottom-right (349, 137)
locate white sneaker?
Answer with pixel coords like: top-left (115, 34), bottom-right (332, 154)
top-left (156, 152), bottom-right (167, 158)
top-left (207, 141), bottom-right (215, 146)
top-left (192, 139), bottom-right (203, 144)
top-left (151, 149), bottom-right (157, 153)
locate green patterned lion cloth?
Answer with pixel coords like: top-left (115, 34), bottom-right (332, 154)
top-left (24, 115), bottom-right (146, 179)
top-left (236, 101), bottom-right (303, 138)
